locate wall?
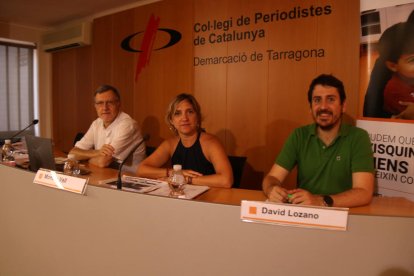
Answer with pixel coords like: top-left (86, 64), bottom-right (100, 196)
top-left (51, 0), bottom-right (360, 189)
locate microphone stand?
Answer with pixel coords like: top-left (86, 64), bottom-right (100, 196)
top-left (10, 119), bottom-right (39, 139)
top-left (117, 134), bottom-right (150, 190)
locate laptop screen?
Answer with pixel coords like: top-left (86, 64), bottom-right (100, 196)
top-left (25, 135), bottom-right (56, 172)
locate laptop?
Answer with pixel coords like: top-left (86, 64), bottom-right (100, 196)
top-left (25, 135), bottom-right (89, 174)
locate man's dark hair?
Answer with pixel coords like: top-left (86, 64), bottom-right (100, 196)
top-left (94, 84), bottom-right (121, 100)
top-left (307, 74), bottom-right (346, 104)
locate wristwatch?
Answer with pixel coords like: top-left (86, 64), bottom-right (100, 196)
top-left (322, 195), bottom-right (334, 207)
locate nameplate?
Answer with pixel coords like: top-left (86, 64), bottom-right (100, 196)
top-left (33, 168), bottom-right (88, 195)
top-left (241, 200), bottom-right (349, 231)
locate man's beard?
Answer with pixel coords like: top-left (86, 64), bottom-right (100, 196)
top-left (315, 109), bottom-right (342, 130)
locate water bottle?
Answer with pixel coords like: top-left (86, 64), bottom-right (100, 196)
top-left (168, 164), bottom-right (186, 197)
top-left (63, 153), bottom-right (80, 175)
top-left (2, 139), bottom-right (15, 162)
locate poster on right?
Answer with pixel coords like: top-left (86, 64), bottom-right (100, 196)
top-left (358, 0), bottom-right (414, 201)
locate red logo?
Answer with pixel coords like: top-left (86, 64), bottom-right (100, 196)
top-left (121, 14), bottom-right (182, 81)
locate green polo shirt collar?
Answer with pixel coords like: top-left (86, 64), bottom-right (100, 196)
top-left (308, 122), bottom-right (351, 146)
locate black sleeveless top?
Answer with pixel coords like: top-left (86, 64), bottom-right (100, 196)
top-left (171, 132), bottom-right (216, 175)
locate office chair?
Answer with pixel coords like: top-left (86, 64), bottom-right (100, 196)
top-left (146, 146), bottom-right (156, 157)
top-left (73, 132), bottom-right (84, 146)
top-left (228, 155), bottom-right (247, 188)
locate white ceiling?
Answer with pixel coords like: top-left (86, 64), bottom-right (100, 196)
top-left (0, 0), bottom-right (156, 29)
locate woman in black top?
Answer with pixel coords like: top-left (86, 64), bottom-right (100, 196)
top-left (137, 93), bottom-right (233, 188)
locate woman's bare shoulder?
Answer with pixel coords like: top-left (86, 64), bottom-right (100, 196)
top-left (162, 136), bottom-right (180, 149)
top-left (200, 132), bottom-right (222, 147)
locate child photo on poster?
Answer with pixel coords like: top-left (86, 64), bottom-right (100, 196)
top-left (362, 7), bottom-right (414, 120)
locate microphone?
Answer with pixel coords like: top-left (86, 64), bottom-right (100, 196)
top-left (117, 134), bottom-right (150, 190)
top-left (10, 119), bottom-right (39, 139)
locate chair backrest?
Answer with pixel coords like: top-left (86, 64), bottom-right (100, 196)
top-left (228, 155), bottom-right (247, 188)
top-left (73, 132), bottom-right (85, 146)
top-left (146, 146), bottom-right (156, 157)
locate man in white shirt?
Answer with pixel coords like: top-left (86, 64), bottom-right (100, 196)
top-left (70, 85), bottom-right (146, 171)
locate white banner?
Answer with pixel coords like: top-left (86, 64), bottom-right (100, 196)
top-left (241, 201), bottom-right (349, 231)
top-left (34, 168), bottom-right (88, 195)
top-left (357, 119), bottom-right (414, 200)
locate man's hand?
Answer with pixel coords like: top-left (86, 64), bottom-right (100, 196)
top-left (262, 164), bottom-right (290, 203)
top-left (288, 188), bottom-right (324, 206)
top-left (266, 184), bottom-right (289, 203)
top-left (98, 144), bottom-right (115, 157)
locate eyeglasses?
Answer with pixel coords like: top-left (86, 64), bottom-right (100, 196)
top-left (94, 100), bottom-right (119, 107)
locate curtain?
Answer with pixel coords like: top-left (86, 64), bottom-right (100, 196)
top-left (0, 41), bottom-right (35, 138)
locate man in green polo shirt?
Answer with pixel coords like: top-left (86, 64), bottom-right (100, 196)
top-left (262, 74), bottom-right (375, 207)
